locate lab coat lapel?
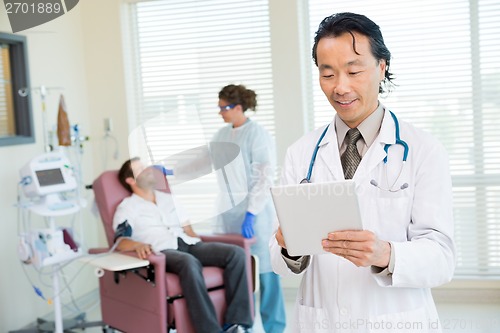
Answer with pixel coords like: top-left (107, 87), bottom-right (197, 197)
top-left (354, 110), bottom-right (396, 182)
top-left (317, 125), bottom-right (344, 180)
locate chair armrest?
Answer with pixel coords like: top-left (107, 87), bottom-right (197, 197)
top-left (88, 247), bottom-right (109, 255)
top-left (116, 251), bottom-right (167, 274)
top-left (200, 233), bottom-right (258, 312)
top-left (92, 249), bottom-right (168, 333)
top-left (145, 252), bottom-right (166, 274)
top-left (88, 248), bottom-right (166, 273)
top-left (200, 233), bottom-right (256, 249)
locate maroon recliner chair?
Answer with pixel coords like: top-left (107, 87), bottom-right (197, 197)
top-left (90, 170), bottom-right (255, 333)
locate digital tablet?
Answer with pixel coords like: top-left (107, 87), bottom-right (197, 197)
top-left (270, 180), bottom-right (363, 256)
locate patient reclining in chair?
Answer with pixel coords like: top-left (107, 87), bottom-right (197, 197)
top-left (112, 157), bottom-right (253, 333)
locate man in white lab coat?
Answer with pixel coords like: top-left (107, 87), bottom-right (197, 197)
top-left (270, 12), bottom-right (455, 333)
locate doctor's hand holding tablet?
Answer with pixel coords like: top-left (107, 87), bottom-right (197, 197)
top-left (321, 229), bottom-right (391, 268)
top-left (271, 180), bottom-right (391, 268)
top-left (275, 226), bottom-right (391, 268)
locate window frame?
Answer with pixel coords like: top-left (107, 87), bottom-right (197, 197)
top-left (0, 32), bottom-right (34, 147)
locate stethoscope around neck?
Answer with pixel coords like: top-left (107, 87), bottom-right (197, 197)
top-left (300, 111), bottom-right (409, 192)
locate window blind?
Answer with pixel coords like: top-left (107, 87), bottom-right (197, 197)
top-left (123, 0), bottom-right (275, 226)
top-left (0, 44), bottom-right (15, 137)
top-left (306, 0), bottom-right (500, 277)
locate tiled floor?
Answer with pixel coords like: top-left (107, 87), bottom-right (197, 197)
top-left (21, 288), bottom-right (500, 333)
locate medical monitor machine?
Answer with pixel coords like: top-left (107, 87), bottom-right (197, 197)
top-left (19, 152), bottom-right (79, 214)
top-left (18, 152), bottom-right (89, 333)
top-left (18, 152), bottom-right (85, 268)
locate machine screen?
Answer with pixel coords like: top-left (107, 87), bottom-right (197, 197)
top-left (36, 168), bottom-right (65, 187)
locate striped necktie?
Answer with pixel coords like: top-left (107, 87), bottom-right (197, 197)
top-left (341, 128), bottom-right (362, 179)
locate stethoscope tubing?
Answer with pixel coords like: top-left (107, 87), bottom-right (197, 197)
top-left (302, 111), bottom-right (409, 185)
top-left (302, 124), bottom-right (330, 184)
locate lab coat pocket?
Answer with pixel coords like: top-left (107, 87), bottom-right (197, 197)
top-left (295, 304), bottom-right (331, 333)
top-left (368, 307), bottom-right (440, 333)
top-left (372, 196), bottom-right (411, 240)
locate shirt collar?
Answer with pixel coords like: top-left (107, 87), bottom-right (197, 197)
top-left (335, 102), bottom-right (385, 149)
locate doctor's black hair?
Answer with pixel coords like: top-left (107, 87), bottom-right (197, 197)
top-left (312, 12), bottom-right (395, 94)
top-left (118, 157), bottom-right (140, 193)
top-left (219, 84), bottom-right (257, 112)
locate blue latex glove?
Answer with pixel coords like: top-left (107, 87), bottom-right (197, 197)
top-left (153, 165), bottom-right (174, 176)
top-left (241, 212), bottom-right (256, 239)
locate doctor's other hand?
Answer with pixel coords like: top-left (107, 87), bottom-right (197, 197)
top-left (275, 227), bottom-right (287, 249)
top-left (241, 211), bottom-right (256, 238)
top-left (322, 230), bottom-right (390, 268)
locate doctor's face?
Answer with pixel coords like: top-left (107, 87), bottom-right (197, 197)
top-left (316, 32), bottom-right (386, 128)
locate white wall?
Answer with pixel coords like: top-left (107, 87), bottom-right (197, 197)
top-left (0, 6), bottom-right (102, 333)
top-left (80, 0), bottom-right (130, 175)
top-left (269, 0), bottom-right (310, 162)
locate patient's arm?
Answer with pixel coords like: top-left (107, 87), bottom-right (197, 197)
top-left (183, 223), bottom-right (199, 238)
top-left (115, 237), bottom-right (152, 260)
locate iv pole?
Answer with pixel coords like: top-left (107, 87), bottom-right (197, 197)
top-left (13, 87), bottom-right (88, 333)
top-left (50, 217), bottom-right (63, 333)
top-left (18, 85), bottom-right (63, 152)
